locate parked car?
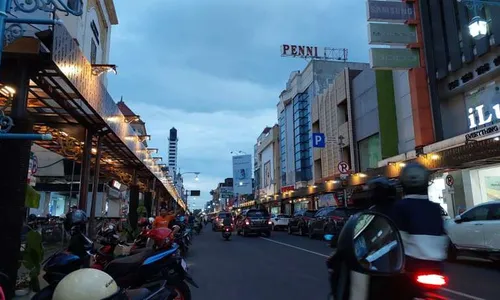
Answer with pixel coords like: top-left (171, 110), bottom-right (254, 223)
top-left (287, 209), bottom-right (317, 236)
top-left (270, 214), bottom-right (290, 231)
top-left (445, 201), bottom-right (500, 263)
top-left (236, 208), bottom-right (272, 237)
top-left (212, 212), bottom-right (233, 232)
top-left (309, 206), bottom-right (363, 242)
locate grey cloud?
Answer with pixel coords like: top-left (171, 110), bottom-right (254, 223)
top-left (108, 0), bottom-right (369, 113)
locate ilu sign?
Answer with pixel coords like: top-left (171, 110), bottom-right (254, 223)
top-left (468, 104), bottom-right (500, 129)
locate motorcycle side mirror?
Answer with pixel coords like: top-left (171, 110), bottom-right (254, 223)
top-left (337, 211), bottom-right (405, 275)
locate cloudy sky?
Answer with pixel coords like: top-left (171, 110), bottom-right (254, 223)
top-left (107, 0), bottom-right (369, 210)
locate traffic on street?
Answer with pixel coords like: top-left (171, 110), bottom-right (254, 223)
top-left (189, 226), bottom-right (499, 300)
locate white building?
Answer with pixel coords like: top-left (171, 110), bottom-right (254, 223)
top-left (10, 0), bottom-right (120, 217)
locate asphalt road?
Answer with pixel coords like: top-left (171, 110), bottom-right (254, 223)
top-left (186, 226), bottom-right (500, 300)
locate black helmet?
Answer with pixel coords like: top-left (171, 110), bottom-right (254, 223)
top-left (67, 209), bottom-right (88, 225)
top-left (399, 162), bottom-right (429, 194)
top-left (366, 176), bottom-right (397, 205)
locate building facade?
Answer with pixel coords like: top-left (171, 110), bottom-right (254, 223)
top-left (254, 125), bottom-right (280, 213)
top-left (168, 127), bottom-right (179, 174)
top-left (277, 60), bottom-right (369, 191)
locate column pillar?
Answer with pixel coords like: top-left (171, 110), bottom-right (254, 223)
top-left (88, 135), bottom-right (102, 238)
top-left (79, 129), bottom-right (93, 211)
top-left (129, 170), bottom-right (139, 229)
top-left (0, 59), bottom-right (33, 297)
top-left (144, 191), bottom-right (152, 217)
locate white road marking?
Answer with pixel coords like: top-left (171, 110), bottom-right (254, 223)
top-left (260, 237), bottom-right (487, 300)
top-left (259, 237), bottom-right (330, 258)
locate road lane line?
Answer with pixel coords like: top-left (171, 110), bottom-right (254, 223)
top-left (259, 237), bottom-right (330, 258)
top-left (260, 238), bottom-right (486, 300)
top-left (441, 288), bottom-right (486, 300)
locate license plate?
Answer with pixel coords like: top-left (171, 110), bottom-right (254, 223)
top-left (181, 259), bottom-right (188, 271)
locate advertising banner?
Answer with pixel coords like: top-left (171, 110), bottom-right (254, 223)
top-left (232, 154), bottom-right (253, 195)
top-left (219, 186), bottom-right (234, 198)
top-left (368, 23), bottom-right (417, 45)
top-left (369, 48), bottom-right (420, 70)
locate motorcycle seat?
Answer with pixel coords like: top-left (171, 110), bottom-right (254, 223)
top-left (104, 249), bottom-right (154, 277)
top-left (129, 247), bottom-right (150, 255)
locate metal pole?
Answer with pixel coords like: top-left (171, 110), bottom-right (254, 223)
top-left (88, 135), bottom-right (102, 238)
top-left (0, 0), bottom-right (8, 67)
top-left (68, 160), bottom-right (75, 209)
top-left (78, 129), bottom-right (93, 211)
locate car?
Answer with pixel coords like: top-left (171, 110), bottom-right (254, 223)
top-left (212, 212), bottom-right (233, 232)
top-left (445, 201), bottom-right (500, 263)
top-left (288, 209), bottom-right (317, 236)
top-left (236, 208), bottom-right (272, 237)
top-left (270, 214), bottom-right (290, 231)
top-left (309, 206), bottom-right (363, 243)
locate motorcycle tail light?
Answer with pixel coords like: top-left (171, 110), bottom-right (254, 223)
top-left (244, 218), bottom-right (250, 225)
top-left (416, 274), bottom-right (447, 287)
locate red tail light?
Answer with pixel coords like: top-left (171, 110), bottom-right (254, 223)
top-left (225, 228), bottom-right (229, 231)
top-left (216, 217), bottom-right (219, 222)
top-left (416, 274), bottom-right (447, 287)
top-left (244, 218), bottom-right (250, 225)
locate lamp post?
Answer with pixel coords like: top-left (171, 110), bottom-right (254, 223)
top-left (458, 0), bottom-right (500, 39)
top-left (179, 171), bottom-right (200, 210)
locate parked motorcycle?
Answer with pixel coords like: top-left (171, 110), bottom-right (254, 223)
top-left (222, 225), bottom-right (232, 241)
top-left (33, 225), bottom-right (197, 300)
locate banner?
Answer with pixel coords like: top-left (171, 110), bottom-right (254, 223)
top-left (232, 154), bottom-right (253, 195)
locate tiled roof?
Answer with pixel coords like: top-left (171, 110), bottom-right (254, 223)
top-left (117, 98), bottom-right (137, 117)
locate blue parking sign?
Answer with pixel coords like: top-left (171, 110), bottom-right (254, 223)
top-left (312, 133), bottom-right (326, 148)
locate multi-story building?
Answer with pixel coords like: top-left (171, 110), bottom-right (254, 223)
top-left (18, 0), bottom-right (120, 216)
top-left (168, 127), bottom-right (179, 174)
top-left (254, 125), bottom-right (281, 213)
top-left (377, 0), bottom-right (500, 216)
top-left (277, 60), bottom-right (369, 192)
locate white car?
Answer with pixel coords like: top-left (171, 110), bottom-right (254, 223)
top-left (445, 201), bottom-right (500, 263)
top-left (270, 214), bottom-right (290, 231)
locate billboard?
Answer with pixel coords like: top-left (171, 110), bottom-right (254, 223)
top-left (232, 154), bottom-right (253, 195)
top-left (219, 186), bottom-right (233, 198)
top-left (368, 23), bottom-right (417, 45)
top-left (369, 48), bottom-right (420, 70)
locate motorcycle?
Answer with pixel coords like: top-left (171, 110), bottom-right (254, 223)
top-left (33, 225), bottom-right (197, 300)
top-left (222, 225), bottom-right (232, 241)
top-left (325, 211), bottom-right (448, 300)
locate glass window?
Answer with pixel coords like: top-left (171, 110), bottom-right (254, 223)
top-left (488, 204), bottom-right (500, 220)
top-left (358, 134), bottom-right (381, 172)
top-left (90, 39), bottom-right (97, 64)
top-left (462, 205), bottom-right (489, 221)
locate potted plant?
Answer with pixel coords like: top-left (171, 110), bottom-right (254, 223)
top-left (18, 229), bottom-right (44, 294)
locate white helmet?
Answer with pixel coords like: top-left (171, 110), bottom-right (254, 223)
top-left (53, 268), bottom-right (119, 300)
top-left (148, 217), bottom-right (155, 224)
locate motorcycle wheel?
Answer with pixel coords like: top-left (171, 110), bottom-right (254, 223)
top-left (168, 281), bottom-right (191, 300)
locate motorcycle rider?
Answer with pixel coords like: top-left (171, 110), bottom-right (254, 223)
top-left (366, 176), bottom-right (398, 217)
top-left (392, 162), bottom-right (448, 287)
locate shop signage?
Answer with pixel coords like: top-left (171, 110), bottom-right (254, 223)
top-left (464, 123), bottom-right (499, 141)
top-left (368, 23), bottom-right (417, 45)
top-left (281, 44), bottom-right (323, 58)
top-left (312, 133), bottom-right (326, 148)
top-left (111, 180), bottom-right (122, 190)
top-left (369, 48), bottom-right (420, 70)
top-left (281, 185), bottom-right (294, 193)
top-left (468, 104), bottom-right (500, 129)
top-left (367, 1), bottom-right (415, 22)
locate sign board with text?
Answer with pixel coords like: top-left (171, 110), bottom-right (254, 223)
top-left (312, 133), bottom-right (326, 148)
top-left (281, 44), bottom-right (324, 58)
top-left (369, 48), bottom-right (420, 70)
top-left (338, 161), bottom-right (350, 174)
top-left (368, 23), bottom-right (417, 45)
top-left (367, 1), bottom-right (415, 22)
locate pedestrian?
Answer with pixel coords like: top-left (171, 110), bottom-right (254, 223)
top-left (153, 208), bottom-right (175, 228)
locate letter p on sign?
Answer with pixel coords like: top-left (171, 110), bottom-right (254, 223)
top-left (312, 133), bottom-right (326, 148)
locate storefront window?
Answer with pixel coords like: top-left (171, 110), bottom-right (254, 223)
top-left (294, 201), bottom-right (309, 212)
top-left (358, 134), bottom-right (381, 172)
top-left (465, 164), bottom-right (500, 206)
top-left (49, 193), bottom-right (66, 216)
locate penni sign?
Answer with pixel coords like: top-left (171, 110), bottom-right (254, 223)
top-left (281, 44), bottom-right (324, 58)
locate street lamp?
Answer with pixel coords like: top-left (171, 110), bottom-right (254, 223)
top-left (458, 0), bottom-right (500, 39)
